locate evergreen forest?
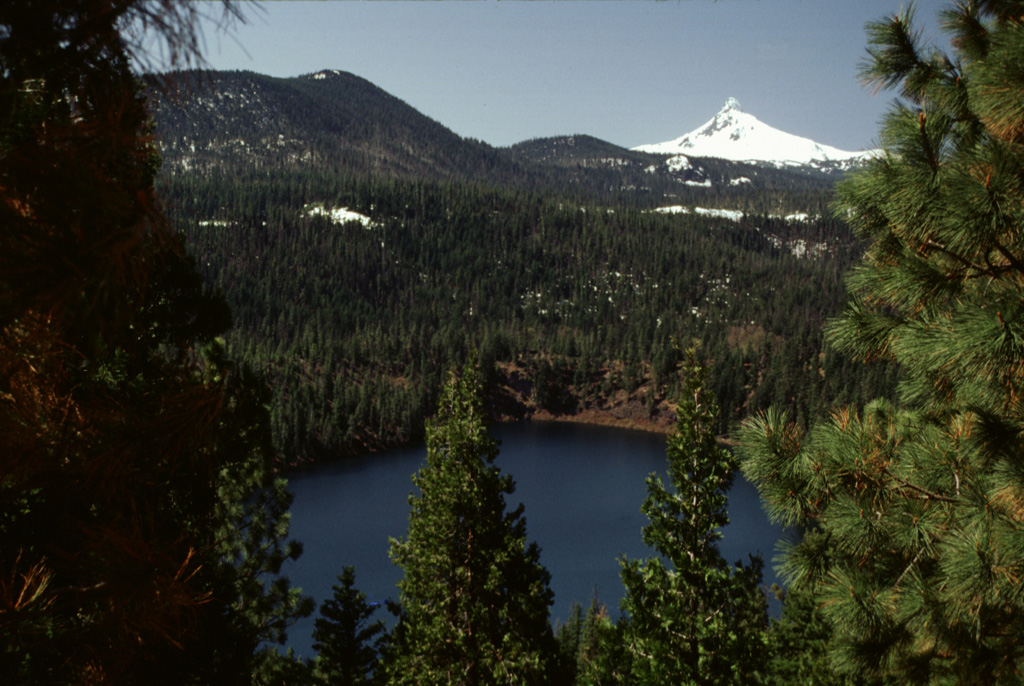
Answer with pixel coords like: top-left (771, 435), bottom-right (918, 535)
top-left (4, 0), bottom-right (1024, 684)
top-left (151, 72), bottom-right (897, 462)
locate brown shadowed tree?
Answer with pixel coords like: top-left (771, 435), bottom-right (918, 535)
top-left (0, 1), bottom-right (309, 684)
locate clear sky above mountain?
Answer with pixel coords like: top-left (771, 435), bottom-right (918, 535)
top-left (194, 0), bottom-right (949, 151)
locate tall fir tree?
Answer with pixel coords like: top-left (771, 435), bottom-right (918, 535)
top-left (572, 594), bottom-right (631, 686)
top-left (739, 1), bottom-right (1024, 682)
top-left (312, 566), bottom-right (386, 686)
top-left (383, 362), bottom-right (556, 686)
top-left (619, 353), bottom-right (769, 685)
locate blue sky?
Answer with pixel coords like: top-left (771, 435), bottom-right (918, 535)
top-left (194, 0), bottom-right (951, 151)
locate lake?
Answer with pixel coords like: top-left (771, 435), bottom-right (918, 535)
top-left (281, 420), bottom-right (795, 657)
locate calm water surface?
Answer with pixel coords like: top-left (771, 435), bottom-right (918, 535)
top-left (282, 421), bottom-right (794, 657)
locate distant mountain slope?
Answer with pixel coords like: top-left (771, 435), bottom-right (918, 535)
top-left (632, 98), bottom-right (877, 171)
top-left (150, 70), bottom-right (843, 204)
top-left (507, 132), bottom-right (839, 200)
top-left (507, 134), bottom-right (724, 192)
top-left (150, 69), bottom-right (527, 182)
top-left (509, 134), bottom-right (657, 167)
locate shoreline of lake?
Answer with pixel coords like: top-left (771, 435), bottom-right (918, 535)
top-left (283, 403), bottom-right (726, 472)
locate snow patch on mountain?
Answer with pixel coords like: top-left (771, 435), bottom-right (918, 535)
top-left (654, 206), bottom-right (744, 221)
top-left (309, 69), bottom-right (344, 80)
top-left (766, 235), bottom-right (828, 259)
top-left (652, 206), bottom-right (817, 224)
top-left (632, 98), bottom-right (877, 168)
top-left (306, 205), bottom-right (375, 227)
top-left (666, 154), bottom-right (692, 173)
top-left (653, 205), bottom-right (827, 257)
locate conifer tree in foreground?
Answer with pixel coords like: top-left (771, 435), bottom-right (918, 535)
top-left (313, 566), bottom-right (386, 686)
top-left (739, 1), bottom-right (1024, 682)
top-left (571, 596), bottom-right (631, 686)
top-left (620, 354), bottom-right (769, 685)
top-left (552, 593), bottom-right (630, 686)
top-left (0, 1), bottom-right (311, 682)
top-left (384, 362), bottom-right (556, 685)
top-left (765, 582), bottom-right (868, 686)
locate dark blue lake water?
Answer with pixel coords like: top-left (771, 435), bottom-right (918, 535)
top-left (281, 421), bottom-right (795, 657)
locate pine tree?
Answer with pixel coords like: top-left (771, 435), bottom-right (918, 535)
top-left (619, 354), bottom-right (769, 685)
top-left (212, 361), bottom-right (316, 681)
top-left (552, 602), bottom-right (585, 685)
top-left (766, 581), bottom-right (869, 686)
top-left (312, 566), bottom-right (386, 686)
top-left (0, 1), bottom-right (310, 682)
top-left (739, 1), bottom-right (1024, 682)
top-left (573, 594), bottom-right (631, 686)
top-left (383, 362), bottom-right (556, 686)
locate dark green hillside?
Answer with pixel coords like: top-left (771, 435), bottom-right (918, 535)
top-left (160, 169), bottom-right (895, 462)
top-left (152, 70), bottom-right (847, 209)
top-left (152, 69), bottom-right (527, 182)
top-left (509, 134), bottom-right (657, 167)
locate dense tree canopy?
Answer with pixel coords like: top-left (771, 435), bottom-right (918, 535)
top-left (739, 1), bottom-right (1024, 682)
top-left (157, 166), bottom-right (893, 462)
top-left (144, 65), bottom-right (902, 463)
top-left (312, 566), bottom-right (386, 686)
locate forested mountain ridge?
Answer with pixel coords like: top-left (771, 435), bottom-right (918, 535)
top-left (150, 68), bottom-right (895, 463)
top-left (506, 132), bottom-right (842, 208)
top-left (151, 69), bottom-right (844, 206)
top-left (151, 69), bottom-right (520, 182)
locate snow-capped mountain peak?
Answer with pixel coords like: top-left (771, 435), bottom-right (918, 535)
top-left (721, 97), bottom-right (742, 113)
top-left (632, 98), bottom-right (876, 169)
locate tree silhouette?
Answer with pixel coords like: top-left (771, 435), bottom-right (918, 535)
top-left (0, 1), bottom-right (309, 683)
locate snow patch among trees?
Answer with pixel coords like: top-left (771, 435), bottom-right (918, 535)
top-left (305, 205), bottom-right (375, 227)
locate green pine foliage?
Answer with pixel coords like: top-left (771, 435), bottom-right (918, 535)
top-left (739, 1), bottom-right (1024, 682)
top-left (312, 566), bottom-right (387, 686)
top-left (619, 354), bottom-right (770, 685)
top-left (553, 601), bottom-right (587, 684)
top-left (766, 583), bottom-right (872, 686)
top-left (252, 647), bottom-right (316, 686)
top-left (383, 362), bottom-right (557, 685)
top-left (552, 593), bottom-right (631, 686)
top-left (573, 595), bottom-right (632, 686)
top-left (211, 360), bottom-right (315, 665)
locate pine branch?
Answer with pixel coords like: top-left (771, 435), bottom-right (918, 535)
top-left (992, 242), bottom-right (1024, 277)
top-left (923, 239), bottom-right (995, 277)
top-left (893, 537), bottom-right (930, 590)
top-left (882, 467), bottom-right (959, 503)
